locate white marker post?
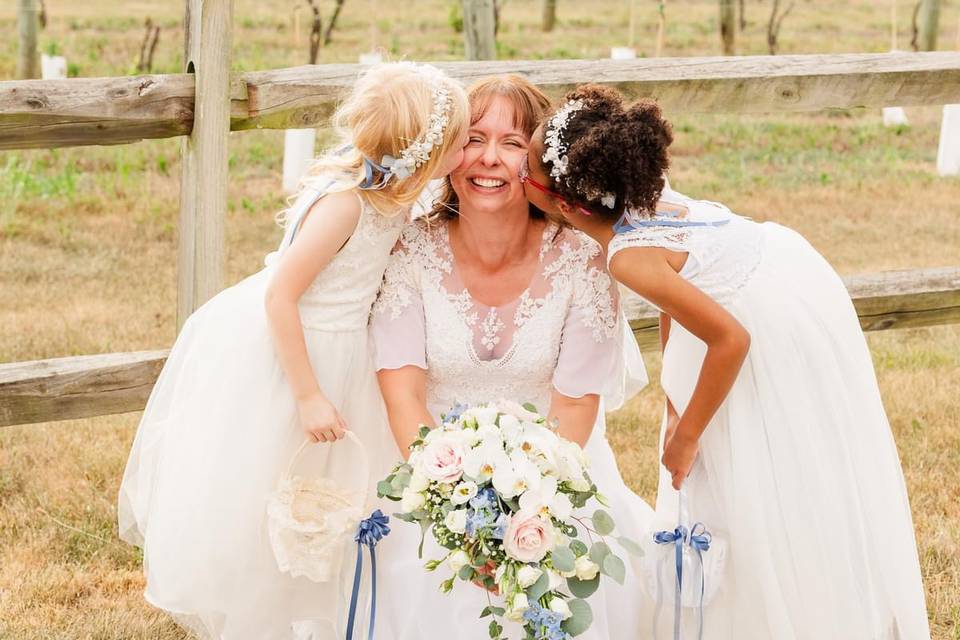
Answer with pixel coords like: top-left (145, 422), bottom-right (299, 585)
top-left (41, 53), bottom-right (67, 79)
top-left (937, 104), bottom-right (960, 176)
top-left (282, 129), bottom-right (316, 194)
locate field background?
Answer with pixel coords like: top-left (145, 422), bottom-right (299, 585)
top-left (1, 0), bottom-right (959, 638)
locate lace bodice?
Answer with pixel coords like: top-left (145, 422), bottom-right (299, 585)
top-left (264, 185), bottom-right (406, 331)
top-left (607, 187), bottom-right (763, 308)
top-left (371, 219), bottom-right (630, 419)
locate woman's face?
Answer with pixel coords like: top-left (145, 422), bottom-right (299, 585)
top-left (450, 96), bottom-right (531, 217)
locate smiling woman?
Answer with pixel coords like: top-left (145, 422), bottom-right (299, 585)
top-left (368, 76), bottom-right (657, 639)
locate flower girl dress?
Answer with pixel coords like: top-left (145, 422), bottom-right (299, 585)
top-left (609, 184), bottom-right (930, 640)
top-left (118, 183), bottom-right (405, 639)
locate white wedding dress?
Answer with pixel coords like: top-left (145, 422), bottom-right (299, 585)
top-left (118, 183), bottom-right (406, 640)
top-left (608, 185), bottom-right (930, 640)
top-left (369, 218), bottom-right (655, 640)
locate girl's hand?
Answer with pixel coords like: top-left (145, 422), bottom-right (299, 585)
top-left (298, 393), bottom-right (347, 443)
top-left (662, 429), bottom-right (699, 490)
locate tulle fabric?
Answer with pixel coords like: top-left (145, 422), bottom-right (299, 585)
top-left (118, 185), bottom-right (405, 640)
top-left (649, 222), bottom-right (930, 640)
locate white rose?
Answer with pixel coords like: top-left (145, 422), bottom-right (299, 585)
top-left (447, 549), bottom-right (470, 573)
top-left (549, 598), bottom-right (572, 620)
top-left (408, 470), bottom-right (430, 492)
top-left (473, 406), bottom-right (499, 427)
top-left (451, 480), bottom-right (478, 505)
top-left (498, 414), bottom-right (520, 432)
top-left (444, 509), bottom-right (467, 534)
top-left (569, 474), bottom-right (591, 492)
top-left (516, 565), bottom-right (543, 589)
top-left (547, 569), bottom-right (565, 590)
top-left (574, 555), bottom-right (600, 581)
top-left (506, 593), bottom-right (530, 621)
top-left (401, 488), bottom-right (426, 512)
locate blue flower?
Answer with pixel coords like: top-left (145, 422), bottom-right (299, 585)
top-left (492, 513), bottom-right (509, 540)
top-left (469, 487), bottom-right (497, 511)
top-left (442, 403), bottom-right (468, 424)
top-left (464, 508), bottom-right (496, 537)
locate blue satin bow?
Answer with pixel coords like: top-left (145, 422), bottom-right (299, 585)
top-left (653, 521), bottom-right (712, 640)
top-left (345, 510), bottom-right (391, 640)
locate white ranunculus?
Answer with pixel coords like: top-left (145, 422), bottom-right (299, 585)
top-left (496, 400), bottom-right (542, 423)
top-left (498, 414), bottom-right (520, 432)
top-left (506, 593), bottom-right (530, 621)
top-left (476, 423), bottom-right (503, 443)
top-left (574, 555), bottom-right (600, 581)
top-left (568, 473), bottom-right (591, 492)
top-left (549, 598), bottom-right (572, 620)
top-left (466, 406), bottom-right (499, 427)
top-left (516, 565), bottom-right (543, 588)
top-left (408, 470), bottom-right (430, 492)
top-left (401, 487), bottom-right (426, 512)
top-left (547, 569), bottom-right (565, 590)
top-left (447, 549), bottom-right (470, 572)
top-left (444, 508), bottom-right (467, 534)
top-left (550, 491), bottom-right (573, 520)
top-left (451, 480), bottom-right (478, 505)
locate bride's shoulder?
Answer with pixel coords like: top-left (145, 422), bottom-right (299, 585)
top-left (549, 225), bottom-right (605, 268)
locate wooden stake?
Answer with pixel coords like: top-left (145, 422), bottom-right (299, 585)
top-left (655, 1), bottom-right (667, 58)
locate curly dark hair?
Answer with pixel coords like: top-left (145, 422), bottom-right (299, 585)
top-left (541, 84), bottom-right (674, 221)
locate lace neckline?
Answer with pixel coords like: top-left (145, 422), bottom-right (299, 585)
top-left (441, 220), bottom-right (557, 311)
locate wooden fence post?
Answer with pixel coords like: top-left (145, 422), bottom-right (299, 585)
top-left (178, 0), bottom-right (232, 329)
top-left (463, 0), bottom-right (497, 60)
top-left (919, 0), bottom-right (941, 51)
top-left (17, 0), bottom-right (39, 80)
top-left (720, 0), bottom-right (736, 55)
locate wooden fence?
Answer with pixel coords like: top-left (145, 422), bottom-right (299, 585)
top-left (1, 1), bottom-right (959, 428)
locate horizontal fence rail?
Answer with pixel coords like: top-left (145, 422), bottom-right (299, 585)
top-left (2, 52), bottom-right (960, 150)
top-left (2, 267), bottom-right (957, 428)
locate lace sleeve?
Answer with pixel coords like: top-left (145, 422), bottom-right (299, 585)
top-left (607, 226), bottom-right (693, 269)
top-left (552, 238), bottom-right (623, 399)
top-left (371, 226), bottom-right (427, 371)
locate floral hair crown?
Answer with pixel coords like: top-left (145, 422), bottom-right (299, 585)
top-left (362, 63), bottom-right (453, 188)
top-left (540, 98), bottom-right (616, 209)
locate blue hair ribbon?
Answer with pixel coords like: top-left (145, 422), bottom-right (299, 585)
top-left (345, 509), bottom-right (391, 640)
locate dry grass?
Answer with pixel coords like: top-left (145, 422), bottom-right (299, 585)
top-left (1, 1), bottom-right (959, 638)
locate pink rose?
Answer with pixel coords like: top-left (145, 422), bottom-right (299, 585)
top-left (503, 509), bottom-right (555, 563)
top-left (420, 437), bottom-right (465, 484)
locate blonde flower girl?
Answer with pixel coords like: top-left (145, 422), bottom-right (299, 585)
top-left (118, 62), bottom-right (469, 640)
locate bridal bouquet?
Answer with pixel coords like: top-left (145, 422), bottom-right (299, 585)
top-left (377, 401), bottom-right (640, 640)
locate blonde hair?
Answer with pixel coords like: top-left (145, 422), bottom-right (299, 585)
top-left (283, 63), bottom-right (469, 222)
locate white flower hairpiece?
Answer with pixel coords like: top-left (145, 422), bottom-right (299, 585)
top-left (380, 63), bottom-right (454, 180)
top-left (542, 98), bottom-right (617, 209)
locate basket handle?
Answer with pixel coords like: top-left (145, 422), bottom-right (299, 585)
top-left (286, 430), bottom-right (370, 484)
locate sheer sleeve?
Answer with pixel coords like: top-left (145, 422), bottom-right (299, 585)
top-left (552, 242), bottom-right (648, 408)
top-left (370, 226), bottom-right (427, 371)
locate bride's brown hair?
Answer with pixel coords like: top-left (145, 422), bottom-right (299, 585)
top-left (428, 74), bottom-right (552, 222)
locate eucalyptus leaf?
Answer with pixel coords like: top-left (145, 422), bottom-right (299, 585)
top-left (595, 492), bottom-right (611, 508)
top-left (588, 541), bottom-right (611, 566)
top-left (458, 565), bottom-right (476, 581)
top-left (561, 599), bottom-right (593, 637)
top-left (526, 572), bottom-right (550, 603)
top-left (376, 480), bottom-right (396, 498)
top-left (522, 402), bottom-right (539, 413)
top-left (392, 511), bottom-right (415, 523)
top-left (566, 574), bottom-right (600, 598)
top-left (592, 509), bottom-right (615, 535)
top-left (552, 546), bottom-right (576, 572)
top-left (601, 553), bottom-right (626, 585)
top-left (570, 540), bottom-right (588, 557)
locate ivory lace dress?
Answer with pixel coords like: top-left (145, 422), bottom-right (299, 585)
top-left (369, 219), bottom-right (655, 640)
top-left (118, 184), bottom-right (406, 640)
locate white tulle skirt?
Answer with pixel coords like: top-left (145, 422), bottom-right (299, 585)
top-left (118, 267), bottom-right (401, 640)
top-left (373, 406), bottom-right (656, 640)
top-left (653, 223), bottom-right (930, 640)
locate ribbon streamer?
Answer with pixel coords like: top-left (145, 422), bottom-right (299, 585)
top-left (345, 510), bottom-right (391, 640)
top-left (651, 494), bottom-right (712, 640)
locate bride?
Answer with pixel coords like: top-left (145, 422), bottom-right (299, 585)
top-left (369, 74), bottom-right (655, 640)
